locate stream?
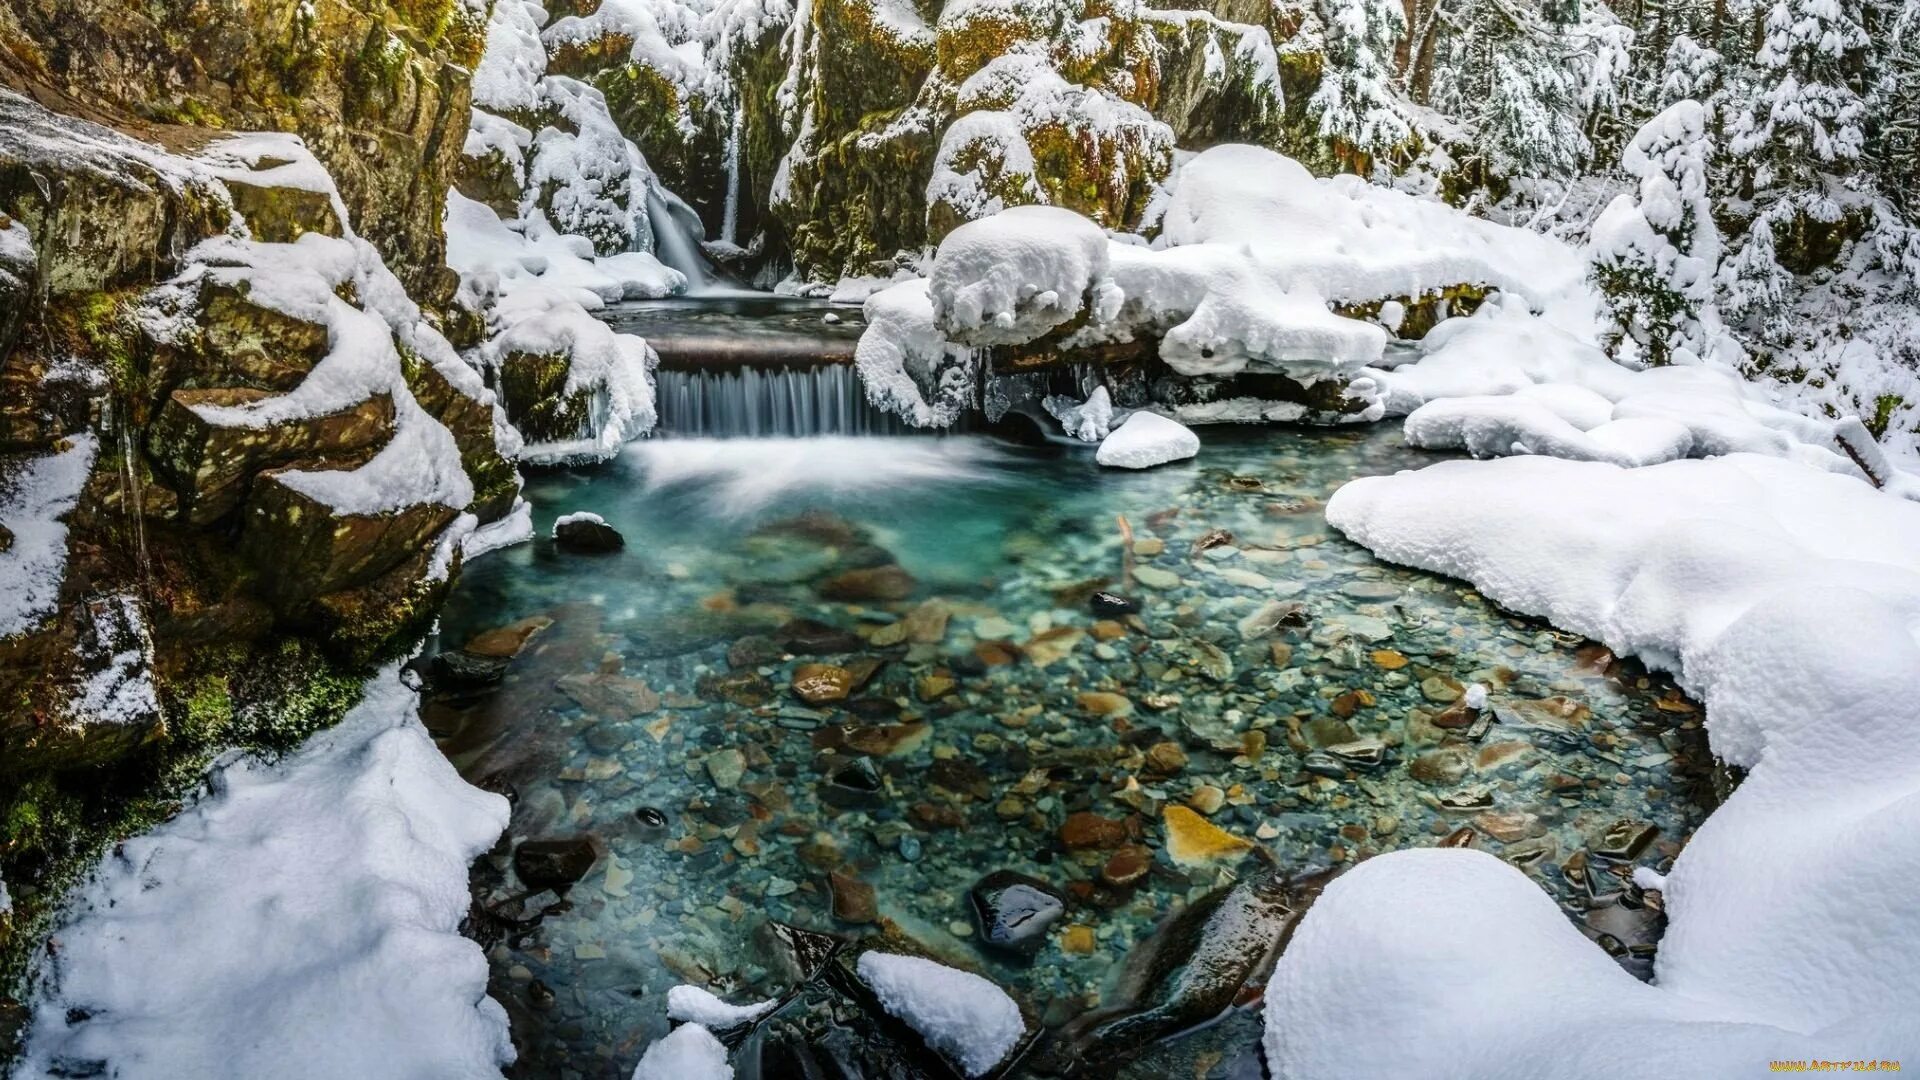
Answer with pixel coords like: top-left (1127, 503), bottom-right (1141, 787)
top-left (424, 388), bottom-right (1716, 1076)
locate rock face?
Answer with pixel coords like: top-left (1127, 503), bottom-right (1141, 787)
top-left (0, 0), bottom-right (484, 294)
top-left (0, 1), bottom-right (519, 972)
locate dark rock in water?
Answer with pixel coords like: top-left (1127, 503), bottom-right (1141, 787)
top-left (1301, 751), bottom-right (1347, 780)
top-left (728, 635), bottom-right (785, 669)
top-left (1057, 867), bottom-right (1336, 1071)
top-left (758, 509), bottom-right (869, 547)
top-left (817, 564), bottom-right (917, 602)
top-left (830, 869), bottom-right (880, 924)
top-left (761, 921), bottom-right (848, 983)
top-left (514, 837), bottom-right (599, 892)
top-left (553, 515), bottom-right (624, 553)
top-left (1090, 591), bottom-right (1141, 618)
top-left (928, 758), bottom-right (993, 800)
top-left (699, 669), bottom-right (775, 707)
top-left (778, 618), bottom-right (865, 655)
top-left (970, 871), bottom-right (1066, 954)
top-left (846, 697), bottom-right (900, 720)
top-left (821, 757), bottom-right (886, 808)
top-left (836, 542), bottom-right (899, 571)
top-left (430, 649), bottom-right (510, 687)
top-left (635, 806), bottom-right (670, 830)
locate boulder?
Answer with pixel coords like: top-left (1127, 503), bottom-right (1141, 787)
top-left (552, 512), bottom-right (623, 553)
top-left (969, 871), bottom-right (1067, 955)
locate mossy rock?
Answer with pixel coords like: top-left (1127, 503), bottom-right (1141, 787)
top-left (495, 348), bottom-right (592, 445)
top-left (195, 282), bottom-right (334, 392)
top-left (240, 470), bottom-right (459, 605)
top-left (403, 348), bottom-right (520, 523)
top-left (225, 174), bottom-right (345, 244)
top-left (148, 388), bottom-right (397, 526)
top-left (1336, 284), bottom-right (1490, 341)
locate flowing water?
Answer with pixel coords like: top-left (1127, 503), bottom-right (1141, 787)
top-left (429, 424), bottom-right (1715, 1079)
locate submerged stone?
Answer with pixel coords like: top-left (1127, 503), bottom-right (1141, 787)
top-left (514, 837), bottom-right (600, 892)
top-left (553, 515), bottom-right (624, 553)
top-left (970, 871), bottom-right (1067, 954)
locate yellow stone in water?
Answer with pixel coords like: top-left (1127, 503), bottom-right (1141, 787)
top-left (1371, 649), bottom-right (1410, 670)
top-left (1163, 805), bottom-right (1255, 866)
top-left (1061, 925), bottom-right (1097, 955)
top-left (1077, 690), bottom-right (1132, 717)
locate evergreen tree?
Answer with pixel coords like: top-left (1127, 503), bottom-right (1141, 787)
top-left (1591, 100), bottom-right (1730, 363)
top-left (1311, 0), bottom-right (1416, 166)
top-left (1868, 0), bottom-right (1920, 214)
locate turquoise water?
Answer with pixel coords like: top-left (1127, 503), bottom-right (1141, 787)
top-left (429, 424), bottom-right (1713, 1078)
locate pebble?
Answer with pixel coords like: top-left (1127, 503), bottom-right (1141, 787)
top-left (1133, 566), bottom-right (1181, 590)
top-left (705, 748), bottom-right (747, 790)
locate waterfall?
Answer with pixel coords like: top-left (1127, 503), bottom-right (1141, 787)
top-left (721, 104), bottom-right (742, 247)
top-left (645, 187), bottom-right (716, 294)
top-left (652, 365), bottom-right (917, 438)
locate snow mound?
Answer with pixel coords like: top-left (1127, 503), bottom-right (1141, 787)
top-left (631, 1023), bottom-right (731, 1080)
top-left (664, 985), bottom-right (777, 1028)
top-left (19, 671), bottom-right (514, 1080)
top-left (1270, 452), bottom-right (1920, 1074)
top-left (855, 279), bottom-right (980, 429)
top-left (1096, 412), bottom-right (1200, 469)
top-left (855, 952), bottom-right (1023, 1078)
top-left (929, 205), bottom-right (1119, 347)
top-left (489, 301), bottom-right (659, 464)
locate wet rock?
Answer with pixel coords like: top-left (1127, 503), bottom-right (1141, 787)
top-left (1090, 591), bottom-right (1141, 618)
top-left (1023, 627), bottom-right (1084, 667)
top-left (1474, 810), bottom-right (1537, 843)
top-left (1077, 691), bottom-right (1132, 717)
top-left (916, 672), bottom-right (957, 702)
top-left (928, 758), bottom-right (993, 800)
top-left (1370, 649), bottom-right (1410, 670)
top-left (818, 565), bottom-right (917, 602)
top-left (1062, 925), bottom-right (1097, 956)
top-left (706, 748), bottom-right (747, 791)
top-left (1410, 745), bottom-right (1473, 786)
top-left (557, 672), bottom-right (659, 717)
top-left (553, 515), bottom-right (624, 553)
top-left (635, 806), bottom-right (670, 831)
top-left (1133, 566), bottom-right (1181, 590)
top-left (1101, 844), bottom-right (1153, 888)
top-left (1341, 580), bottom-right (1400, 600)
top-left (1162, 805), bottom-right (1254, 866)
top-left (830, 869), bottom-right (879, 924)
top-left (698, 669), bottom-right (774, 707)
top-left (1302, 751), bottom-right (1347, 780)
top-left (778, 618), bottom-right (865, 655)
top-left (821, 757), bottom-right (886, 809)
top-left (815, 721), bottom-right (931, 758)
top-left (1594, 819), bottom-right (1659, 860)
top-left (514, 837), bottom-right (599, 892)
top-left (431, 649), bottom-right (509, 687)
top-left (1143, 741), bottom-right (1188, 776)
top-left (1324, 737), bottom-right (1386, 769)
top-left (464, 615), bottom-right (553, 658)
top-left (1237, 599), bottom-right (1308, 641)
top-left (792, 663), bottom-right (855, 704)
top-left (970, 870), bottom-right (1067, 954)
top-left (1421, 675), bottom-right (1465, 703)
top-left (727, 635), bottom-right (784, 668)
top-left (1063, 869), bottom-right (1332, 1069)
top-left (873, 600), bottom-right (950, 646)
top-left (1060, 811), bottom-right (1132, 851)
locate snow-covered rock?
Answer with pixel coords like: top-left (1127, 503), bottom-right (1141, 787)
top-left (1045, 385), bottom-right (1116, 442)
top-left (855, 279), bottom-right (980, 429)
top-left (1096, 412), bottom-right (1200, 469)
top-left (0, 434), bottom-right (98, 639)
top-left (929, 205), bottom-right (1120, 347)
top-left (1268, 450), bottom-right (1920, 1074)
top-left (631, 1023), bottom-right (732, 1080)
top-left (19, 671), bottom-right (514, 1080)
top-left (855, 952), bottom-right (1024, 1078)
top-left (664, 985), bottom-right (779, 1028)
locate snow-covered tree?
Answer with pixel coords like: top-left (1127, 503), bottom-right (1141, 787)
top-left (1591, 99), bottom-right (1729, 364)
top-left (1869, 0), bottom-right (1920, 214)
top-left (1310, 0), bottom-right (1416, 165)
top-left (1721, 0), bottom-right (1870, 315)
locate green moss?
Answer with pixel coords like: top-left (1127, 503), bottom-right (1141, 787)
top-left (1869, 393), bottom-right (1904, 439)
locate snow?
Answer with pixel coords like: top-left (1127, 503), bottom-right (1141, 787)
top-left (855, 279), bottom-right (980, 429)
top-left (19, 670), bottom-right (514, 1080)
top-left (0, 434), bottom-right (99, 639)
top-left (1095, 411), bottom-right (1200, 468)
top-left (855, 952), bottom-right (1024, 1078)
top-left (489, 302), bottom-right (659, 464)
top-left (928, 205), bottom-right (1120, 347)
top-left (664, 984), bottom-right (778, 1028)
top-left (631, 1023), bottom-right (731, 1080)
top-left (552, 509), bottom-right (607, 533)
top-left (1370, 295), bottom-right (1905, 486)
top-left (1045, 385), bottom-right (1115, 442)
top-left (1266, 450), bottom-right (1920, 1074)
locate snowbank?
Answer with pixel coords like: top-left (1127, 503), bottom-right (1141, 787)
top-left (0, 434), bottom-right (98, 639)
top-left (855, 279), bottom-right (980, 429)
top-left (1095, 411), bottom-right (1200, 469)
top-left (855, 952), bottom-right (1024, 1078)
top-left (19, 671), bottom-right (514, 1080)
top-left (1267, 451), bottom-right (1920, 1074)
top-left (1374, 296), bottom-right (1898, 483)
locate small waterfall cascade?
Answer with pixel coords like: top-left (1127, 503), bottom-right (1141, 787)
top-left (653, 365), bottom-right (916, 437)
top-left (645, 187), bottom-right (715, 294)
top-left (720, 104), bottom-right (742, 247)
